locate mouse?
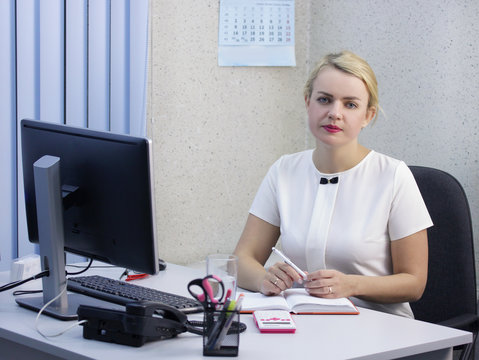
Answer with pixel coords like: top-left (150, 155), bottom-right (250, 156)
top-left (158, 258), bottom-right (167, 271)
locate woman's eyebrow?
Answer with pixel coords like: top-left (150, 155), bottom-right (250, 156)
top-left (315, 91), bottom-right (362, 102)
top-left (316, 91), bottom-right (333, 97)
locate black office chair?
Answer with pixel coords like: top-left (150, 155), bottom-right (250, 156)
top-left (409, 166), bottom-right (478, 360)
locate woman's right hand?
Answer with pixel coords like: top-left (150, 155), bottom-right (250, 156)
top-left (260, 262), bottom-right (304, 295)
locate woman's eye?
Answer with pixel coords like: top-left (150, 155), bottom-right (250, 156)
top-left (317, 97), bottom-right (329, 104)
top-left (346, 102), bottom-right (358, 109)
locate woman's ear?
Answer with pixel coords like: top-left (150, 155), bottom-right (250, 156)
top-left (363, 106), bottom-right (377, 128)
top-left (304, 95), bottom-right (310, 107)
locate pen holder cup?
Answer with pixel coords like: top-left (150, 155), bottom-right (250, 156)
top-left (203, 308), bottom-right (240, 357)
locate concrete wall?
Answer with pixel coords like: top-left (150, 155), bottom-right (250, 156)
top-left (147, 1), bottom-right (479, 270)
top-left (309, 0), bottom-right (479, 270)
top-left (148, 1), bottom-right (312, 264)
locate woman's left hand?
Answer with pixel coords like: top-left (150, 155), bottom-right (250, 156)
top-left (304, 269), bottom-right (351, 298)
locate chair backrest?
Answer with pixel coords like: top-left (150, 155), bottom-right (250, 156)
top-left (409, 166), bottom-right (476, 324)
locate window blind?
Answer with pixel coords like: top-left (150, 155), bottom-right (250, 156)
top-left (0, 0), bottom-right (149, 269)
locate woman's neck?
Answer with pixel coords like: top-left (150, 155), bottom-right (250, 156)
top-left (313, 142), bottom-right (370, 174)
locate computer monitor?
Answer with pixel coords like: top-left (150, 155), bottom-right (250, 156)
top-left (17, 119), bottom-right (159, 319)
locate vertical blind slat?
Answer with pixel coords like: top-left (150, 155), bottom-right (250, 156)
top-left (16, 0), bottom-right (40, 122)
top-left (0, 0), bottom-right (17, 268)
top-left (110, 0), bottom-right (129, 134)
top-left (39, 0), bottom-right (64, 124)
top-left (16, 0), bottom-right (40, 257)
top-left (129, 0), bottom-right (148, 137)
top-left (88, 0), bottom-right (111, 131)
top-left (66, 0), bottom-right (88, 128)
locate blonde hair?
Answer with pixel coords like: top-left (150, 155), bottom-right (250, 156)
top-left (304, 51), bottom-right (379, 121)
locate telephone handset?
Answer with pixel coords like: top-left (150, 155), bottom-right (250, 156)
top-left (77, 301), bottom-right (189, 347)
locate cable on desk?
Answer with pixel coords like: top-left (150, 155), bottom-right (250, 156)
top-left (184, 319), bottom-right (247, 336)
top-left (185, 320), bottom-right (206, 335)
top-left (1, 257), bottom-right (92, 293)
top-left (34, 283), bottom-right (88, 339)
top-left (0, 271), bottom-right (89, 338)
top-left (13, 289), bottom-right (43, 296)
top-left (0, 270), bottom-right (49, 292)
top-left (1, 257), bottom-right (93, 293)
top-left (5, 258), bottom-right (117, 295)
top-left (65, 258), bottom-right (93, 276)
top-left (67, 263), bottom-right (117, 270)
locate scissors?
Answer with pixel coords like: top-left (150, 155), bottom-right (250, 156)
top-left (187, 275), bottom-right (225, 310)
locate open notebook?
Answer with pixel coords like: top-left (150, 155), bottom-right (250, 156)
top-left (240, 288), bottom-right (359, 315)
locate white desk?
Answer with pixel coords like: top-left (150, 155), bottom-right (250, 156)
top-left (0, 262), bottom-right (472, 360)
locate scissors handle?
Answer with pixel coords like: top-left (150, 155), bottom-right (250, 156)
top-left (187, 275), bottom-right (225, 310)
top-left (203, 275), bottom-right (225, 304)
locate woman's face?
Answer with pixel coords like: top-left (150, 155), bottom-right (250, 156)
top-left (305, 66), bottom-right (376, 149)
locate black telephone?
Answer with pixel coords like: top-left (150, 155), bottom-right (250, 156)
top-left (77, 301), bottom-right (191, 347)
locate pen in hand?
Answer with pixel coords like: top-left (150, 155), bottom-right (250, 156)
top-left (272, 247), bottom-right (308, 280)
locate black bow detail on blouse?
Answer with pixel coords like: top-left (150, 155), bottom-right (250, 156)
top-left (320, 177), bottom-right (339, 185)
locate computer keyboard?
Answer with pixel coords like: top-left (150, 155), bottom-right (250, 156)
top-left (67, 275), bottom-right (203, 314)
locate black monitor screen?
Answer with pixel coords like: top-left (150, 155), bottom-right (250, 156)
top-left (21, 119), bottom-right (159, 275)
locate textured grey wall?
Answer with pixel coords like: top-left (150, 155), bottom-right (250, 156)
top-left (147, 1), bottom-right (311, 264)
top-left (147, 1), bottom-right (479, 272)
top-left (308, 0), bottom-right (479, 270)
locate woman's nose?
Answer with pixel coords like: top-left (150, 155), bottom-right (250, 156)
top-left (328, 102), bottom-right (342, 120)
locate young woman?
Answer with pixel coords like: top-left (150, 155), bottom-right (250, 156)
top-left (233, 51), bottom-right (432, 318)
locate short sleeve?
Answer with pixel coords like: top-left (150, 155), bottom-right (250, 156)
top-left (249, 160), bottom-right (281, 227)
top-left (388, 162), bottom-right (433, 240)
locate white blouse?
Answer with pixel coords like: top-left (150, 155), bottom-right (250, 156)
top-left (250, 149), bottom-right (433, 318)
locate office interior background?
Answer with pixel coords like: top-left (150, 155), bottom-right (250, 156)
top-left (1, 0), bottom-right (478, 294)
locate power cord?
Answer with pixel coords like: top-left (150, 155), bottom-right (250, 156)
top-left (185, 319), bottom-right (247, 336)
top-left (66, 258), bottom-right (94, 275)
top-left (0, 270), bottom-right (49, 292)
top-left (1, 258), bottom-right (95, 294)
top-left (34, 284), bottom-right (88, 338)
top-left (0, 271), bottom-right (89, 338)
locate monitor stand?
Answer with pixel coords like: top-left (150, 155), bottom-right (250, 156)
top-left (16, 155), bottom-right (91, 320)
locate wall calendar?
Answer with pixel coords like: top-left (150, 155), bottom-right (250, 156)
top-left (218, 0), bottom-right (295, 67)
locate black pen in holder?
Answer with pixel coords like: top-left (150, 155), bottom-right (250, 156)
top-left (203, 307), bottom-right (240, 357)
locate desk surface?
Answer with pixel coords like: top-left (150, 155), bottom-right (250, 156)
top-left (0, 262), bottom-right (472, 360)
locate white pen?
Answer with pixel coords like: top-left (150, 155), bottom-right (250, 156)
top-left (272, 247), bottom-right (307, 280)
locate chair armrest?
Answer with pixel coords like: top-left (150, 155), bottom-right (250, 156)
top-left (438, 313), bottom-right (479, 332)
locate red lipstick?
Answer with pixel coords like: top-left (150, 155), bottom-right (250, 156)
top-left (323, 125), bottom-right (342, 133)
